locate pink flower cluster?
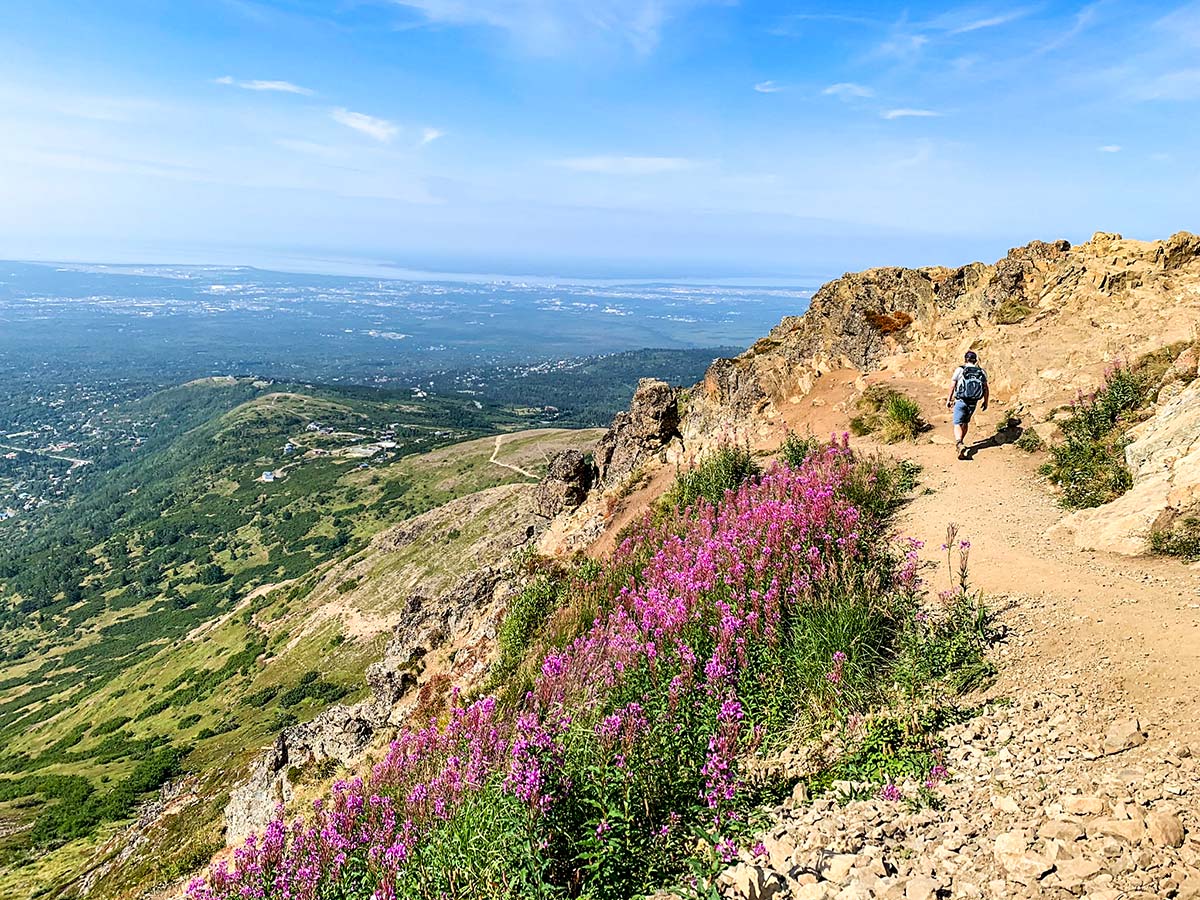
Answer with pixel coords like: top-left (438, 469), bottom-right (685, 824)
top-left (189, 443), bottom-right (876, 900)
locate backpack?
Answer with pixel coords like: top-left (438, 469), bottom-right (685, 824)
top-left (957, 365), bottom-right (986, 402)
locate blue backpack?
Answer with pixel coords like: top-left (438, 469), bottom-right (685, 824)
top-left (957, 365), bottom-right (986, 402)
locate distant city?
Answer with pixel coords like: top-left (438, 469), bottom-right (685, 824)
top-left (0, 259), bottom-right (811, 522)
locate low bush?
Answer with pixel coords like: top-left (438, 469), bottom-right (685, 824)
top-left (1149, 516), bottom-right (1200, 560)
top-left (851, 387), bottom-right (927, 443)
top-left (1014, 429), bottom-right (1043, 452)
top-left (779, 431), bottom-right (820, 469)
top-left (485, 575), bottom-right (561, 695)
top-left (659, 444), bottom-right (760, 513)
top-left (1040, 363), bottom-right (1151, 508)
top-left (993, 299), bottom-right (1033, 325)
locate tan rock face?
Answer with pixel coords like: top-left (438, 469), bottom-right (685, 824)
top-left (678, 231), bottom-right (1200, 450)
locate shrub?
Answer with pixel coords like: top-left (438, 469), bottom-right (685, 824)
top-left (851, 387), bottom-right (926, 443)
top-left (1149, 516), bottom-right (1200, 560)
top-left (1040, 364), bottom-right (1151, 508)
top-left (864, 310), bottom-right (913, 335)
top-left (488, 575), bottom-right (560, 690)
top-left (659, 444), bottom-right (760, 513)
top-left (779, 431), bottom-right (820, 469)
top-left (993, 300), bottom-right (1033, 325)
top-left (1014, 429), bottom-right (1043, 453)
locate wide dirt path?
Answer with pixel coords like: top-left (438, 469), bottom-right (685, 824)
top-left (890, 401), bottom-right (1200, 745)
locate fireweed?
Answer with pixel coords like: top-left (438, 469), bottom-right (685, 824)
top-left (189, 441), bottom-right (941, 900)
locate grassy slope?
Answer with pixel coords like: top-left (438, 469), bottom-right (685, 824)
top-left (0, 378), bottom-right (600, 897)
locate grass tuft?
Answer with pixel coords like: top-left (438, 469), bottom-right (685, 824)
top-left (993, 300), bottom-right (1033, 325)
top-left (1039, 364), bottom-right (1150, 508)
top-left (851, 387), bottom-right (927, 443)
top-left (779, 431), bottom-right (821, 470)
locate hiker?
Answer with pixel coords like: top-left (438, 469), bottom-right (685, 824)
top-left (946, 350), bottom-right (989, 459)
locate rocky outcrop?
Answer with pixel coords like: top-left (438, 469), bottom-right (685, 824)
top-left (674, 232), bottom-right (1200, 446)
top-left (225, 565), bottom-right (517, 844)
top-left (225, 736), bottom-right (294, 843)
top-left (594, 378), bottom-right (681, 487)
top-left (534, 449), bottom-right (595, 518)
top-left (1053, 358), bottom-right (1200, 556)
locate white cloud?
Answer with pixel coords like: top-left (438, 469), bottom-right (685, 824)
top-left (555, 155), bottom-right (695, 174)
top-left (420, 127), bottom-right (445, 145)
top-left (881, 108), bottom-right (943, 120)
top-left (213, 76), bottom-right (314, 95)
top-left (389, 0), bottom-right (706, 55)
top-left (1098, 144), bottom-right (1122, 152)
top-left (823, 82), bottom-right (873, 99)
top-left (754, 80), bottom-right (783, 93)
top-left (876, 31), bottom-right (929, 60)
top-left (1036, 1), bottom-right (1102, 54)
top-left (331, 108), bottom-right (399, 142)
top-left (945, 7), bottom-right (1035, 34)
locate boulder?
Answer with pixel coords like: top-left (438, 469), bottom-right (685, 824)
top-left (534, 449), bottom-right (594, 518)
top-left (1103, 719), bottom-right (1147, 755)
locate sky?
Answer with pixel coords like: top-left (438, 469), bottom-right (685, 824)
top-left (0, 0), bottom-right (1197, 279)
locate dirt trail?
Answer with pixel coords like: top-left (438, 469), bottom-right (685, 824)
top-left (887, 392), bottom-right (1200, 744)
top-left (489, 434), bottom-right (538, 479)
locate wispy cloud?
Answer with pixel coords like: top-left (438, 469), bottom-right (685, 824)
top-left (1098, 144), bottom-right (1121, 152)
top-left (881, 108), bottom-right (943, 120)
top-left (420, 127), bottom-right (445, 145)
top-left (768, 12), bottom-right (881, 36)
top-left (943, 7), bottom-right (1036, 34)
top-left (876, 30), bottom-right (929, 60)
top-left (753, 80), bottom-right (783, 93)
top-left (823, 82), bottom-right (874, 100)
top-left (331, 108), bottom-right (399, 142)
top-left (1036, 1), bottom-right (1102, 54)
top-left (389, 0), bottom-right (708, 55)
top-left (555, 155), bottom-right (695, 174)
top-left (214, 75), bottom-right (314, 95)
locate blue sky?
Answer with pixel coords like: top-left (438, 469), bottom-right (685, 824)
top-left (0, 0), bottom-right (1197, 278)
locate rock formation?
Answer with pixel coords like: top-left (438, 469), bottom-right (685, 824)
top-left (224, 490), bottom-right (543, 844)
top-left (533, 449), bottom-right (594, 518)
top-left (594, 378), bottom-right (680, 487)
top-left (678, 232), bottom-right (1200, 446)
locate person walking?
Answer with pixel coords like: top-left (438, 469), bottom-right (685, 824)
top-left (947, 350), bottom-right (989, 459)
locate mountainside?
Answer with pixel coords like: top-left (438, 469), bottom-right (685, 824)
top-left (0, 375), bottom-right (602, 898)
top-left (10, 231), bottom-right (1200, 900)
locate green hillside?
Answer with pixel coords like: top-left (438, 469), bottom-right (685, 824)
top-left (0, 377), bottom-right (600, 895)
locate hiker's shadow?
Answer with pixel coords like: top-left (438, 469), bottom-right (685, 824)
top-left (965, 422), bottom-right (1024, 459)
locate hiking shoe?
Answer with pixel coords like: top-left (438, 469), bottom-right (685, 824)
top-left (955, 441), bottom-right (966, 459)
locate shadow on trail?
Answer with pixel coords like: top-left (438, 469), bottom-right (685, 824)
top-left (964, 423), bottom-right (1025, 459)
